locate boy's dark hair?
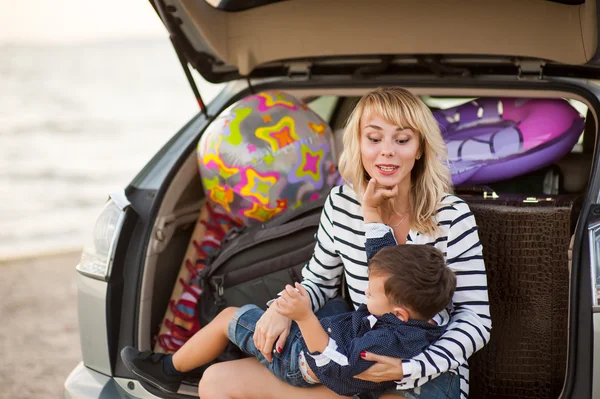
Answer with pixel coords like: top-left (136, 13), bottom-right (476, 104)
top-left (369, 244), bottom-right (456, 320)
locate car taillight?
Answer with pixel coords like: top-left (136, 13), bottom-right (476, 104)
top-left (76, 191), bottom-right (130, 281)
top-left (589, 221), bottom-right (600, 310)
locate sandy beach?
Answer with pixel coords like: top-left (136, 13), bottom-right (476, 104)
top-left (1, 250), bottom-right (82, 399)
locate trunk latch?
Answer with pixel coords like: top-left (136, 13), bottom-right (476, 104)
top-left (287, 62), bottom-right (312, 80)
top-left (516, 59), bottom-right (545, 80)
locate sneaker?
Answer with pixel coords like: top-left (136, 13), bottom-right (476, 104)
top-left (120, 346), bottom-right (184, 393)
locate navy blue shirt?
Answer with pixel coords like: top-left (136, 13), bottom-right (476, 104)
top-left (294, 228), bottom-right (447, 396)
top-left (300, 305), bottom-right (446, 396)
top-left (365, 230), bottom-right (398, 260)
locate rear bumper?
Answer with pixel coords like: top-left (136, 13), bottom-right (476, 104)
top-left (64, 362), bottom-right (114, 399)
top-left (64, 362), bottom-right (157, 399)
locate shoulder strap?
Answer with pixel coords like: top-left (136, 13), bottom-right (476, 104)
top-left (205, 197), bottom-right (326, 277)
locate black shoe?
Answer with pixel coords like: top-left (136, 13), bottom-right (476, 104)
top-left (120, 346), bottom-right (184, 393)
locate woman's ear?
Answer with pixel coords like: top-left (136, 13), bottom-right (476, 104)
top-left (417, 138), bottom-right (425, 160)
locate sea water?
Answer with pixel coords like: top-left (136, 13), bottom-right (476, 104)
top-left (0, 38), bottom-right (222, 258)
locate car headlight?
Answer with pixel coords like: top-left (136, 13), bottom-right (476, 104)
top-left (76, 191), bottom-right (130, 281)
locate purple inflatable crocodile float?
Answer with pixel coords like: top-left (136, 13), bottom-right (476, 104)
top-left (433, 98), bottom-right (585, 186)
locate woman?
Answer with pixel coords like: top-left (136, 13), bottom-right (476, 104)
top-left (194, 87), bottom-right (491, 399)
top-left (122, 87), bottom-right (490, 398)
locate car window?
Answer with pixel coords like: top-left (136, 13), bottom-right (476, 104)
top-left (568, 99), bottom-right (588, 152)
top-left (421, 96), bottom-right (477, 109)
top-left (307, 96), bottom-right (339, 123)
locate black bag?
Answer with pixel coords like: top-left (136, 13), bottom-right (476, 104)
top-left (196, 198), bottom-right (325, 327)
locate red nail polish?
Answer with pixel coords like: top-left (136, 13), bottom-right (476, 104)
top-left (360, 351), bottom-right (366, 358)
top-left (277, 346), bottom-right (283, 353)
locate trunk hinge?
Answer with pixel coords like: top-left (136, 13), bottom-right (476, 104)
top-left (152, 201), bottom-right (204, 255)
top-left (516, 59), bottom-right (546, 80)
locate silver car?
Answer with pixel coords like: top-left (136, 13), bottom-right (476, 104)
top-left (65, 0), bottom-right (600, 398)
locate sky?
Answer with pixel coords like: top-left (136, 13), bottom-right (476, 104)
top-left (0, 0), bottom-right (168, 44)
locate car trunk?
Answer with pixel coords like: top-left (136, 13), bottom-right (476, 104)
top-left (130, 80), bottom-right (598, 398)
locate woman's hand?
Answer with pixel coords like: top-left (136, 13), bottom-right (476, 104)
top-left (353, 352), bottom-right (404, 382)
top-left (253, 303), bottom-right (292, 363)
top-left (362, 178), bottom-right (398, 223)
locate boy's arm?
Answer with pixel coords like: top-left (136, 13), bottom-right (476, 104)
top-left (310, 328), bottom-right (406, 381)
top-left (364, 223), bottom-right (398, 260)
top-left (296, 314), bottom-right (329, 353)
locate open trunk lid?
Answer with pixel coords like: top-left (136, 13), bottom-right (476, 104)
top-left (150, 0), bottom-right (600, 83)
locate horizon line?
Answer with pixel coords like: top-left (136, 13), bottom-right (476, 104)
top-left (0, 34), bottom-right (170, 48)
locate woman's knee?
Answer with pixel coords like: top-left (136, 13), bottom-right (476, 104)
top-left (198, 363), bottom-right (232, 398)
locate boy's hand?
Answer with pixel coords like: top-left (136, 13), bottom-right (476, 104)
top-left (274, 283), bottom-right (313, 322)
top-left (362, 178), bottom-right (398, 221)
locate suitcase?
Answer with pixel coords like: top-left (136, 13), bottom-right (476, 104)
top-left (461, 191), bottom-right (581, 399)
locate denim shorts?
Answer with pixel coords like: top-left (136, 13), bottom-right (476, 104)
top-left (228, 304), bottom-right (314, 388)
top-left (227, 299), bottom-right (351, 387)
top-left (366, 372), bottom-right (460, 399)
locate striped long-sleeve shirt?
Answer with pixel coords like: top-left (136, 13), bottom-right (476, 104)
top-left (300, 185), bottom-right (491, 398)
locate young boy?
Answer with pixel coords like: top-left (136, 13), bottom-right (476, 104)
top-left (121, 244), bottom-right (456, 396)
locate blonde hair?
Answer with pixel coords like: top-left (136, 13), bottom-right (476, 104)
top-left (338, 87), bottom-right (452, 235)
